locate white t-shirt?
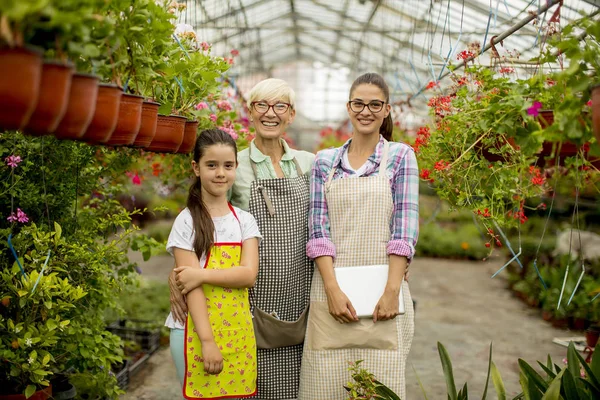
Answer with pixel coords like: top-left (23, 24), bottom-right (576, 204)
top-left (342, 148), bottom-right (369, 177)
top-left (164, 206), bottom-right (261, 329)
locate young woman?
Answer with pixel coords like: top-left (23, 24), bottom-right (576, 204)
top-left (299, 73), bottom-right (419, 399)
top-left (170, 79), bottom-right (314, 399)
top-left (164, 129), bottom-right (261, 399)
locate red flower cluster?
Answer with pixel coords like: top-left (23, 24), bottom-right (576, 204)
top-left (426, 81), bottom-right (439, 89)
top-left (456, 50), bottom-right (475, 61)
top-left (434, 159), bottom-right (450, 171)
top-left (427, 95), bottom-right (453, 116)
top-left (498, 67), bottom-right (515, 74)
top-left (507, 204), bottom-right (528, 224)
top-left (485, 228), bottom-right (502, 247)
top-left (529, 166), bottom-right (545, 186)
top-left (152, 162), bottom-right (162, 177)
top-left (413, 126), bottom-right (431, 153)
top-left (420, 168), bottom-right (434, 183)
top-left (476, 208), bottom-right (491, 218)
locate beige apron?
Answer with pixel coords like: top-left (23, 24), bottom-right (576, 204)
top-left (299, 140), bottom-right (414, 400)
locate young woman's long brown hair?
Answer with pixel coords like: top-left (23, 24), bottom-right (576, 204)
top-left (349, 72), bottom-right (394, 141)
top-left (187, 128), bottom-right (238, 259)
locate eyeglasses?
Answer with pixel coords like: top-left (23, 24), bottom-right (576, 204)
top-left (251, 101), bottom-right (291, 115)
top-left (348, 100), bottom-right (386, 113)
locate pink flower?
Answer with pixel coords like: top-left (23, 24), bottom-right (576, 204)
top-left (210, 114), bottom-right (217, 122)
top-left (226, 57), bottom-right (234, 65)
top-left (5, 155), bottom-right (22, 168)
top-left (239, 127), bottom-right (249, 134)
top-left (195, 102), bottom-right (208, 110)
top-left (132, 174), bottom-right (141, 185)
top-left (230, 49), bottom-right (239, 57)
top-left (217, 101), bottom-right (232, 111)
top-left (527, 101), bottom-right (543, 117)
top-left (219, 126), bottom-right (238, 140)
top-left (7, 208), bottom-right (29, 223)
top-left (200, 42), bottom-right (210, 51)
top-left (587, 100), bottom-right (593, 107)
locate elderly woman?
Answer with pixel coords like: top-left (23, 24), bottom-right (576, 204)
top-left (169, 78), bottom-right (314, 399)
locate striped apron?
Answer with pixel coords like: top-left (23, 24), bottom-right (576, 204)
top-left (247, 154), bottom-right (313, 399)
top-left (299, 141), bottom-right (415, 400)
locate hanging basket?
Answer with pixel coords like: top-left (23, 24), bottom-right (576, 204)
top-left (592, 84), bottom-right (600, 144)
top-left (132, 101), bottom-right (159, 148)
top-left (177, 120), bottom-right (199, 154)
top-left (146, 114), bottom-right (186, 153)
top-left (105, 93), bottom-right (144, 146)
top-left (0, 46), bottom-right (43, 131)
top-left (54, 73), bottom-right (99, 140)
top-left (82, 83), bottom-right (123, 144)
top-left (23, 61), bottom-right (74, 136)
top-left (535, 110), bottom-right (589, 165)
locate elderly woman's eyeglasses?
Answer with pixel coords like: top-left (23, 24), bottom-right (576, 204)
top-left (348, 100), bottom-right (386, 113)
top-left (251, 101), bottom-right (291, 114)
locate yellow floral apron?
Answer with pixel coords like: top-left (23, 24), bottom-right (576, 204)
top-left (184, 206), bottom-right (257, 399)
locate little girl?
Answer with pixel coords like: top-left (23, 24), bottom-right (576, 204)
top-left (164, 128), bottom-right (261, 399)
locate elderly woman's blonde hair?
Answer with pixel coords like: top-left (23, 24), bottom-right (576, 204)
top-left (247, 78), bottom-right (296, 110)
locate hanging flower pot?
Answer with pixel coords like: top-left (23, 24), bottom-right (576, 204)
top-left (147, 114), bottom-right (186, 153)
top-left (23, 61), bottom-right (74, 136)
top-left (82, 83), bottom-right (123, 144)
top-left (105, 93), bottom-right (144, 146)
top-left (535, 110), bottom-right (589, 165)
top-left (592, 84), bottom-right (600, 143)
top-left (177, 120), bottom-right (199, 154)
top-left (0, 385), bottom-right (52, 400)
top-left (0, 46), bottom-right (43, 131)
top-left (54, 73), bottom-right (99, 140)
top-left (132, 101), bottom-right (159, 148)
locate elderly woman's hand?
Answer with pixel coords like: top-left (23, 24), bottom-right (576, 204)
top-left (174, 265), bottom-right (204, 295)
top-left (169, 268), bottom-right (187, 325)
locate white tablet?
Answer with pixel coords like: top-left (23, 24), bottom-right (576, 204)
top-left (334, 264), bottom-right (405, 318)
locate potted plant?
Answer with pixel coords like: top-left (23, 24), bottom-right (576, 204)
top-left (146, 33), bottom-right (229, 153)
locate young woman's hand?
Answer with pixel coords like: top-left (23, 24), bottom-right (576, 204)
top-left (174, 266), bottom-right (203, 295)
top-left (200, 339), bottom-right (223, 375)
top-left (325, 287), bottom-right (358, 324)
top-left (169, 269), bottom-right (188, 324)
top-left (373, 289), bottom-right (400, 322)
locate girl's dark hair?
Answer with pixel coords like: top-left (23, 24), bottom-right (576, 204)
top-left (349, 72), bottom-right (394, 141)
top-left (188, 128), bottom-right (238, 259)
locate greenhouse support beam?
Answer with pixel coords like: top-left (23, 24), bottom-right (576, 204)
top-left (408, 0), bottom-right (563, 101)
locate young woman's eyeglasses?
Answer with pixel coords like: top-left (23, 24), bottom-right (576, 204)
top-left (348, 100), bottom-right (386, 113)
top-left (251, 101), bottom-right (291, 114)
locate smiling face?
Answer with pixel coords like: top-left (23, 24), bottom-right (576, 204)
top-left (347, 83), bottom-right (391, 138)
top-left (250, 99), bottom-right (296, 140)
top-left (192, 144), bottom-right (237, 199)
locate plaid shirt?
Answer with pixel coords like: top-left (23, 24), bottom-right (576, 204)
top-left (306, 136), bottom-right (419, 260)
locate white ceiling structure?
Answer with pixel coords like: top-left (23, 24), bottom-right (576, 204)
top-left (178, 0), bottom-right (600, 129)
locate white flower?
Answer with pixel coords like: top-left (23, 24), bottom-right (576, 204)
top-left (174, 23), bottom-right (194, 36)
top-left (25, 338), bottom-right (32, 347)
top-left (28, 356), bottom-right (34, 364)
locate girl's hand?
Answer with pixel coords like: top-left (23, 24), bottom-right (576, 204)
top-left (325, 286), bottom-right (358, 324)
top-left (200, 339), bottom-right (223, 375)
top-left (174, 266), bottom-right (203, 295)
top-left (373, 289), bottom-right (400, 322)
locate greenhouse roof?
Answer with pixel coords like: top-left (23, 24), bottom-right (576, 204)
top-left (179, 0), bottom-right (600, 122)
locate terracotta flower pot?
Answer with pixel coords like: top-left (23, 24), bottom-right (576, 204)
top-left (177, 120), bottom-right (199, 154)
top-left (132, 101), bottom-right (160, 148)
top-left (54, 73), bottom-right (99, 140)
top-left (0, 384), bottom-right (52, 400)
top-left (147, 114), bottom-right (186, 153)
top-left (592, 84), bottom-right (600, 143)
top-left (0, 46), bottom-right (43, 131)
top-left (585, 327), bottom-right (600, 348)
top-left (82, 84), bottom-right (122, 144)
top-left (106, 93), bottom-right (144, 146)
top-left (23, 61), bottom-right (74, 136)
